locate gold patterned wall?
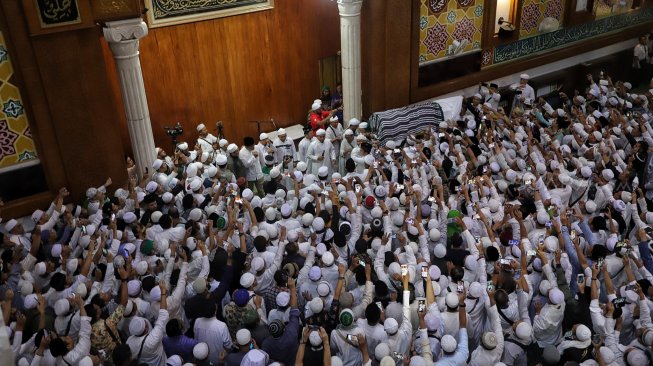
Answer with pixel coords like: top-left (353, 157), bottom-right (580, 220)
top-left (419, 0), bottom-right (484, 64)
top-left (519, 0), bottom-right (567, 39)
top-left (0, 32), bottom-right (38, 170)
top-left (594, 0), bottom-right (634, 19)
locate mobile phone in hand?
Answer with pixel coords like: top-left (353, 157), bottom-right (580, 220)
top-left (400, 264), bottom-right (408, 276)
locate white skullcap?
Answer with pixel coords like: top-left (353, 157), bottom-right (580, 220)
top-left (135, 261), bottom-right (148, 276)
top-left (548, 288), bottom-right (564, 305)
top-left (128, 280), bottom-right (141, 297)
top-left (375, 343), bottom-right (390, 361)
top-left (359, 122), bottom-right (368, 129)
top-left (86, 187), bottom-right (98, 199)
top-left (51, 244), bottom-right (62, 258)
top-left (259, 133), bottom-right (269, 141)
top-left (317, 281), bottom-right (331, 297)
top-left (539, 279), bottom-right (551, 296)
top-left (227, 144), bottom-right (238, 153)
top-left (31, 209), bottom-right (44, 223)
top-left (196, 124), bottom-right (206, 132)
top-left (150, 286), bottom-right (161, 302)
top-left (34, 262), bottom-right (47, 276)
top-left (308, 330), bottom-right (322, 347)
top-left (316, 129), bottom-right (326, 136)
top-left (309, 297), bottom-right (324, 314)
top-left (240, 273), bottom-right (255, 288)
top-left (520, 73), bottom-right (530, 80)
top-left (434, 244), bottom-right (447, 258)
top-left (349, 118), bottom-right (360, 126)
top-left (4, 219), bottom-right (17, 232)
top-left (312, 217), bottom-right (325, 232)
top-left (445, 292), bottom-right (459, 308)
top-left (312, 102), bottom-right (321, 111)
top-left (251, 257), bottom-right (265, 272)
top-left (75, 283), bottom-right (87, 299)
top-left (613, 199), bottom-right (626, 212)
top-left (129, 316), bottom-right (146, 336)
top-left (322, 251), bottom-right (335, 266)
top-left (215, 154), bottom-right (227, 165)
top-left (54, 298), bottom-right (70, 316)
top-left (152, 159), bottom-right (163, 170)
top-left (429, 228), bottom-right (441, 242)
top-left (585, 200), bottom-right (597, 214)
top-left (575, 324), bottom-right (591, 341)
top-left (409, 356), bottom-right (426, 366)
top-left (24, 294), bottom-right (38, 309)
top-left (384, 317), bottom-right (399, 335)
top-left (601, 169), bottom-right (614, 181)
top-left (468, 282), bottom-right (483, 298)
top-left (162, 192), bottom-right (173, 203)
top-left (193, 342), bottom-right (209, 360)
top-left (627, 350), bottom-right (647, 365)
top-left (441, 334), bottom-right (457, 352)
top-left (123, 212), bottom-right (137, 224)
top-left (516, 322), bottom-right (532, 340)
top-left (544, 236), bottom-right (558, 252)
top-left (276, 291), bottom-right (290, 307)
top-left (464, 255), bottom-right (478, 271)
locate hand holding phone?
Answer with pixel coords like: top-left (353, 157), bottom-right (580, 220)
top-left (421, 267), bottom-right (428, 279)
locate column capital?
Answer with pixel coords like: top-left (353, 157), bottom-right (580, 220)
top-left (337, 0), bottom-right (363, 17)
top-left (103, 18), bottom-right (148, 44)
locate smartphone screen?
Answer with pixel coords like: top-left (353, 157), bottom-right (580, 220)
top-left (421, 267), bottom-right (428, 279)
top-left (376, 301), bottom-right (383, 310)
top-left (456, 282), bottom-right (464, 293)
top-left (570, 229), bottom-right (577, 240)
top-left (418, 300), bottom-right (426, 312)
top-left (400, 264), bottom-right (408, 276)
top-left (577, 274), bottom-right (585, 284)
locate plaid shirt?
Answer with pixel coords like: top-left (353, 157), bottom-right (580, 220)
top-left (263, 285), bottom-right (287, 315)
top-left (91, 305), bottom-right (124, 355)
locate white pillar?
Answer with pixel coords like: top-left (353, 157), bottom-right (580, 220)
top-left (337, 0), bottom-right (363, 127)
top-left (103, 19), bottom-right (156, 178)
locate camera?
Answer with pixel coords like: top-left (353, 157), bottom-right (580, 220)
top-left (164, 122), bottom-right (184, 138)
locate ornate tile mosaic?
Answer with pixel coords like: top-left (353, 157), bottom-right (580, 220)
top-left (494, 5), bottom-right (653, 63)
top-left (519, 0), bottom-right (567, 39)
top-left (419, 0), bottom-right (484, 64)
top-left (0, 32), bottom-right (38, 169)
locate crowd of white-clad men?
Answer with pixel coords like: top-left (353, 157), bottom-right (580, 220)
top-left (2, 71), bottom-right (653, 366)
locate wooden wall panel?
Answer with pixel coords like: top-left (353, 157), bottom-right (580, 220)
top-left (0, 0), bottom-right (127, 213)
top-left (114, 0), bottom-right (341, 153)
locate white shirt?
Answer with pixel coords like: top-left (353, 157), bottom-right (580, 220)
top-left (127, 309), bottom-right (169, 366)
top-left (193, 317), bottom-right (233, 364)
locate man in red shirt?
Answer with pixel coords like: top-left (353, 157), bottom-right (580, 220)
top-left (310, 101), bottom-right (335, 132)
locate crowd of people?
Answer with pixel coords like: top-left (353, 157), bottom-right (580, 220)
top-left (2, 68), bottom-right (653, 366)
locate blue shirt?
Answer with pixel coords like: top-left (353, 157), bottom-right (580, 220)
top-left (262, 308), bottom-right (300, 365)
top-left (163, 335), bottom-right (199, 362)
top-left (435, 328), bottom-right (469, 366)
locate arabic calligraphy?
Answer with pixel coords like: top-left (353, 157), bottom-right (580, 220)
top-left (35, 0), bottom-right (80, 25)
top-left (150, 0), bottom-right (267, 19)
top-left (494, 6), bottom-right (653, 64)
top-left (429, 0), bottom-right (447, 13)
